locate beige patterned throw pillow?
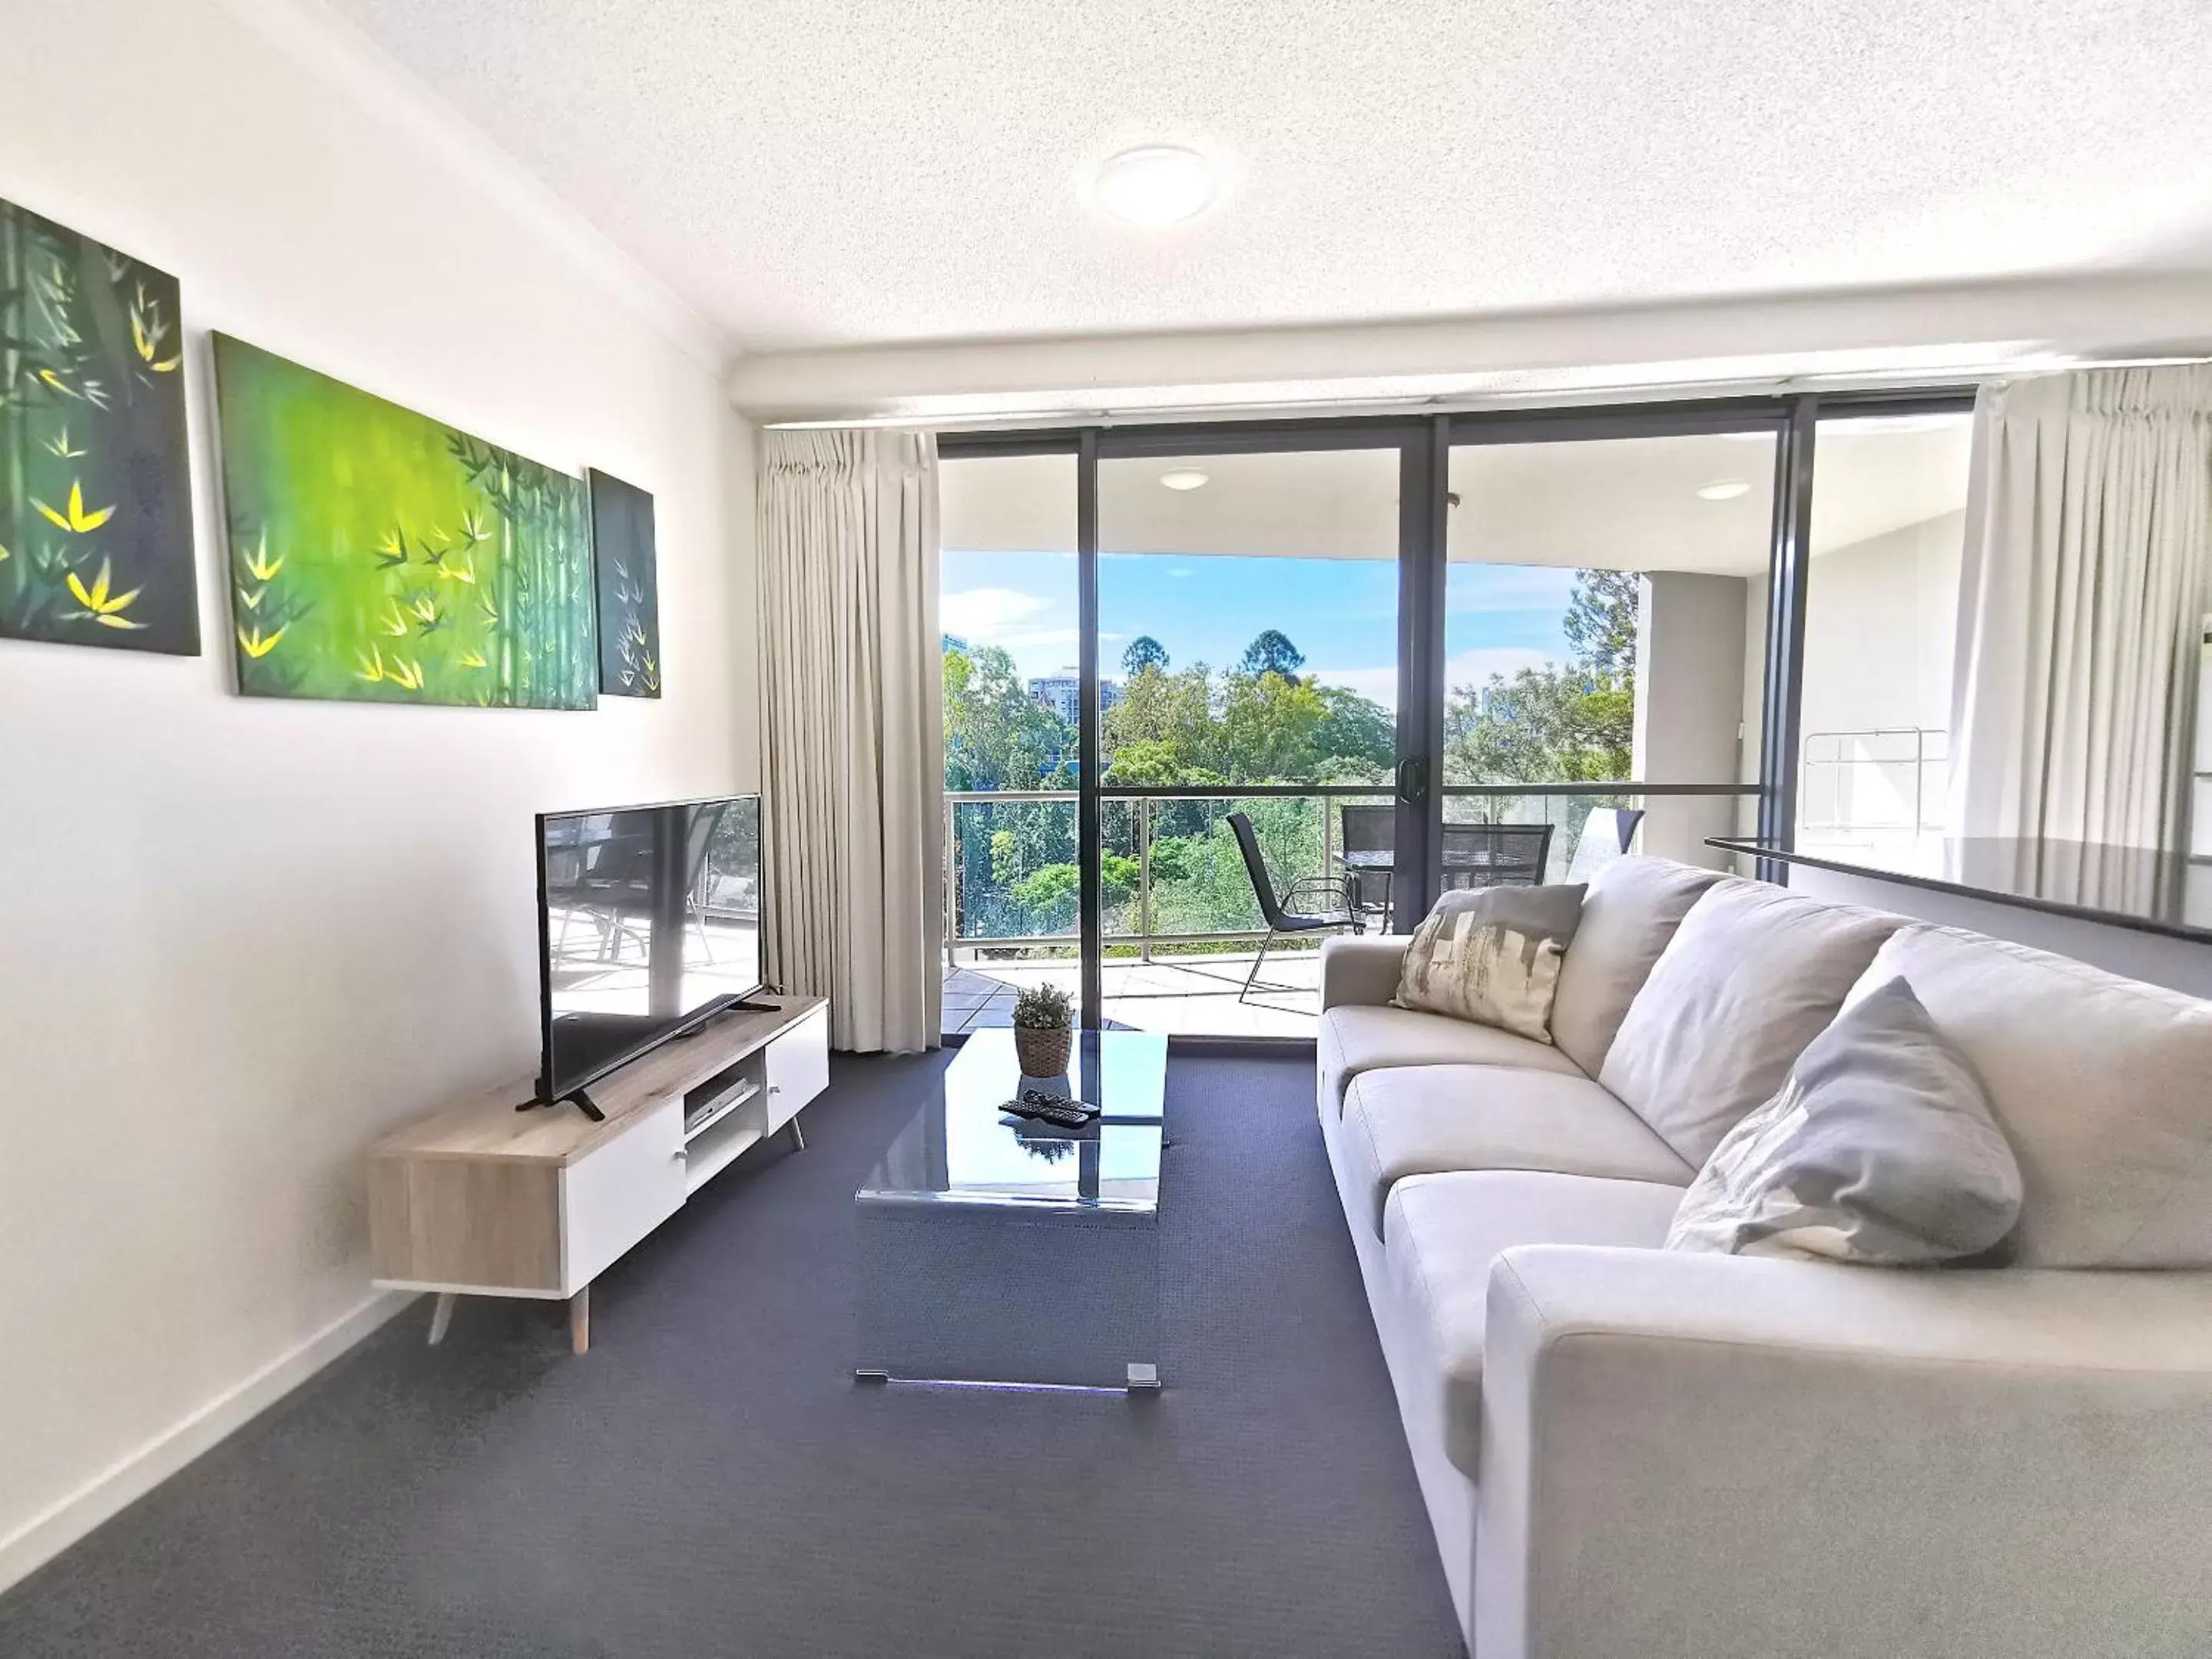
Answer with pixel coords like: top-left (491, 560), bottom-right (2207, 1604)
top-left (1394, 883), bottom-right (1587, 1042)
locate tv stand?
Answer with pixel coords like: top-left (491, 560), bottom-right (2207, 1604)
top-left (369, 995), bottom-right (830, 1353)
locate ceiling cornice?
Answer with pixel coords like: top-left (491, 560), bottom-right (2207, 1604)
top-left (219, 0), bottom-right (731, 374)
top-left (728, 273), bottom-right (2212, 426)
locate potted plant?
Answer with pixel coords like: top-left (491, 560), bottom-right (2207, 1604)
top-left (1012, 983), bottom-right (1074, 1078)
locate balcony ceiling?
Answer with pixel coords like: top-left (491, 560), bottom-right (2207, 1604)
top-left (326, 0), bottom-right (2212, 355)
top-left (942, 418), bottom-right (1973, 571)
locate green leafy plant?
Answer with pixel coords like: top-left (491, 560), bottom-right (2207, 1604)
top-left (1012, 982), bottom-right (1072, 1031)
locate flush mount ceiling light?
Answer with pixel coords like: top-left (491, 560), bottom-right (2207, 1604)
top-left (1093, 147), bottom-right (1217, 227)
top-left (1697, 478), bottom-right (1752, 501)
top-left (1159, 469), bottom-right (1210, 491)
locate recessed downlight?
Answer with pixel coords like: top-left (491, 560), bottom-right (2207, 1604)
top-left (1697, 478), bottom-right (1751, 501)
top-left (1160, 469), bottom-right (1210, 491)
top-left (1093, 147), bottom-right (1217, 227)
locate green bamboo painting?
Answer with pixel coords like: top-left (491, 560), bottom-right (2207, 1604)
top-left (587, 468), bottom-right (661, 697)
top-left (212, 334), bottom-right (596, 709)
top-left (1, 197), bottom-right (198, 655)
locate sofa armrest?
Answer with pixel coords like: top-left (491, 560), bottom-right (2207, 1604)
top-left (1320, 934), bottom-right (1409, 1011)
top-left (1477, 1246), bottom-right (2212, 1659)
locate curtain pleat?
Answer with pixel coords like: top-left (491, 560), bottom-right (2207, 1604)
top-left (757, 429), bottom-right (942, 1052)
top-left (1949, 365), bottom-right (2212, 859)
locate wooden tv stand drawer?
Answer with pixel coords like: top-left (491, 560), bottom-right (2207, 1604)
top-left (368, 995), bottom-right (829, 1352)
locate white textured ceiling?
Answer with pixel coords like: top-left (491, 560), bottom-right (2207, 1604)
top-left (327, 0), bottom-right (2212, 355)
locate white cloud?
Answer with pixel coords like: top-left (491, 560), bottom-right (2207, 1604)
top-left (1310, 665), bottom-right (1402, 708)
top-left (1309, 646), bottom-right (1566, 711)
top-left (1444, 646), bottom-right (1565, 693)
top-left (998, 627), bottom-right (1079, 651)
top-left (942, 586), bottom-right (1055, 641)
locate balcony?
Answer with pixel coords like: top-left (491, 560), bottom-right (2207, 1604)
top-left (941, 785), bottom-right (1675, 1040)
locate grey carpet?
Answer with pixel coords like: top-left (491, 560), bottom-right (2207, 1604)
top-left (0, 1051), bottom-right (1462, 1657)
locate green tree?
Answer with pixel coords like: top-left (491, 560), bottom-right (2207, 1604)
top-left (1121, 634), bottom-right (1169, 676)
top-left (1217, 669), bottom-right (1329, 783)
top-left (1312, 683), bottom-right (1397, 783)
top-left (1102, 662), bottom-right (1218, 782)
top-left (1444, 568), bottom-right (1640, 786)
top-left (1238, 628), bottom-right (1306, 679)
top-left (1562, 568), bottom-right (1640, 678)
top-left (944, 644), bottom-right (1071, 790)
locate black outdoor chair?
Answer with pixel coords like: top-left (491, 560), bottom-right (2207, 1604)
top-left (1564, 806), bottom-right (1644, 881)
top-left (1439, 821), bottom-right (1555, 890)
top-left (1337, 802), bottom-right (1396, 921)
top-left (1227, 812), bottom-right (1364, 1003)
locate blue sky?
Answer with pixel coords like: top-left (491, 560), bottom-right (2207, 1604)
top-left (942, 550), bottom-right (1579, 710)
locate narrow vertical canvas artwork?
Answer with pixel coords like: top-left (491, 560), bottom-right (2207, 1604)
top-left (1, 197), bottom-right (197, 654)
top-left (588, 469), bottom-right (661, 697)
top-left (212, 334), bottom-right (595, 708)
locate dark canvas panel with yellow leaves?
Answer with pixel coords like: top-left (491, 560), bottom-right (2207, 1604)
top-left (587, 468), bottom-right (661, 697)
top-left (0, 197), bottom-right (197, 655)
top-left (211, 334), bottom-right (595, 709)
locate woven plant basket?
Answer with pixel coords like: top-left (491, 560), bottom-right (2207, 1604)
top-left (1013, 1023), bottom-right (1074, 1078)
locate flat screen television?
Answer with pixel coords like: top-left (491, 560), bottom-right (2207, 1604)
top-left (535, 795), bottom-right (764, 1106)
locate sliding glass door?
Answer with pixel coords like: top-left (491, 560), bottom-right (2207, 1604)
top-left (935, 389), bottom-right (1971, 1044)
top-left (937, 449), bottom-right (1081, 1039)
top-left (1094, 441), bottom-right (1407, 1036)
top-left (1441, 425), bottom-right (1778, 882)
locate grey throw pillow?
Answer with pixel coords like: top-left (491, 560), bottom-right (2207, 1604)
top-left (1667, 976), bottom-right (2022, 1263)
top-left (1394, 882), bottom-right (1587, 1044)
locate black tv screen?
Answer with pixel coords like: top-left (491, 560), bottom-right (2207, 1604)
top-left (537, 796), bottom-right (763, 1101)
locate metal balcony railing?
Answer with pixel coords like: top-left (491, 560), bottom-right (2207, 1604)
top-left (1800, 727), bottom-right (1948, 835)
top-left (942, 780), bottom-right (1752, 965)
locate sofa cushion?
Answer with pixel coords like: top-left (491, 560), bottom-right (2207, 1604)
top-left (1394, 882), bottom-right (1587, 1042)
top-left (1548, 856), bottom-right (1723, 1076)
top-left (1383, 1171), bottom-right (1684, 1477)
top-left (1318, 1004), bottom-right (1584, 1118)
top-left (1598, 879), bottom-right (1900, 1166)
top-left (1854, 925), bottom-right (2212, 1267)
top-left (1343, 1066), bottom-right (1691, 1236)
top-left (1667, 976), bottom-right (2023, 1263)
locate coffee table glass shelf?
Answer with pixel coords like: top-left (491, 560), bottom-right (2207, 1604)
top-left (855, 1029), bottom-right (1167, 1392)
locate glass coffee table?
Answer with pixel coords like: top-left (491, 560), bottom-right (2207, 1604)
top-left (854, 1028), bottom-right (1167, 1391)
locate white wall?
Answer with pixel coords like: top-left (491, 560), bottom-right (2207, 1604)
top-left (1803, 511), bottom-right (1962, 737)
top-left (0, 0), bottom-right (751, 1586)
top-left (1793, 510), bottom-right (1962, 837)
top-left (1633, 571), bottom-right (1750, 868)
top-left (1787, 867), bottom-right (2212, 1000)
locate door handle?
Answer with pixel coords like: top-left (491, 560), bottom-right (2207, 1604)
top-left (1396, 757), bottom-right (1428, 806)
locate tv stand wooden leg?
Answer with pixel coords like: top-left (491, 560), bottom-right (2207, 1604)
top-left (787, 1116), bottom-right (806, 1152)
top-left (568, 1286), bottom-right (590, 1356)
top-left (426, 1292), bottom-right (455, 1346)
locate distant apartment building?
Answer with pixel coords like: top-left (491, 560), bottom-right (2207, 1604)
top-left (942, 632), bottom-right (971, 654)
top-left (1028, 670), bottom-right (1121, 724)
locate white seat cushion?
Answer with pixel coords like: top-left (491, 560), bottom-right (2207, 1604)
top-left (1383, 1171), bottom-right (1685, 1477)
top-left (1318, 1004), bottom-right (1583, 1118)
top-left (1599, 878), bottom-right (1900, 1166)
top-left (1341, 1066), bottom-right (1691, 1236)
top-left (1548, 856), bottom-right (1723, 1077)
top-left (1855, 926), bottom-right (2212, 1268)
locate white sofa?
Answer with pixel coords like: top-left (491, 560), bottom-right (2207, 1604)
top-left (1316, 857), bottom-right (2212, 1659)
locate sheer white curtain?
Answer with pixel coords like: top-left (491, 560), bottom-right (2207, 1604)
top-left (757, 429), bottom-right (942, 1053)
top-left (1949, 365), bottom-right (2212, 853)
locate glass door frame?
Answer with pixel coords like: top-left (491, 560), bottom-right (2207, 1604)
top-left (939, 382), bottom-right (1975, 1041)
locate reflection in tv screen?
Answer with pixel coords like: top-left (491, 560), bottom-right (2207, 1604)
top-left (538, 796), bottom-right (763, 1098)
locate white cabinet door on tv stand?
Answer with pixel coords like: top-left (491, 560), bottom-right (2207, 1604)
top-left (368, 995), bottom-right (830, 1353)
top-left (764, 1003), bottom-right (830, 1142)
